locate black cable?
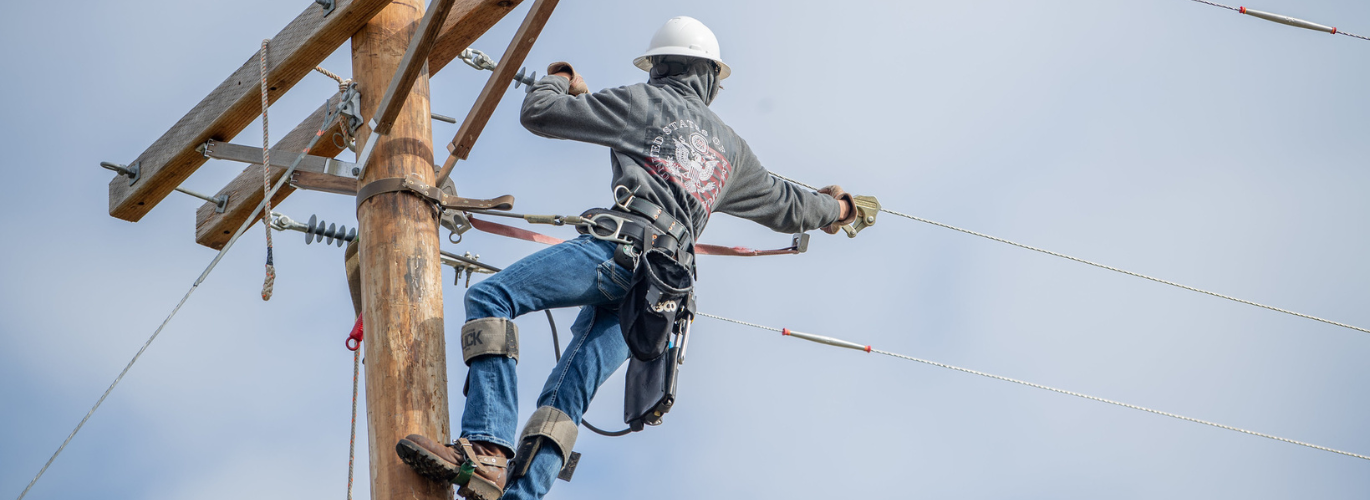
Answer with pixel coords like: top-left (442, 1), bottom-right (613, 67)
top-left (543, 309), bottom-right (632, 437)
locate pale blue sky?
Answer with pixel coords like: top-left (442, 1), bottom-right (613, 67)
top-left (2, 1), bottom-right (1368, 498)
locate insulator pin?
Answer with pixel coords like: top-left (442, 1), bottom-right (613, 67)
top-left (304, 214), bottom-right (357, 247)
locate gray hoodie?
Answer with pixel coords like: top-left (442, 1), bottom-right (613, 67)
top-left (520, 59), bottom-right (842, 240)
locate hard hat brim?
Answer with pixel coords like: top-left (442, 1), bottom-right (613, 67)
top-left (633, 49), bottom-right (731, 80)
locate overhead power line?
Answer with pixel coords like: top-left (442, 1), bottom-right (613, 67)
top-left (17, 104), bottom-right (346, 500)
top-left (698, 312), bottom-right (1370, 461)
top-left (769, 173), bottom-right (1370, 336)
top-left (1190, 0), bottom-right (1370, 41)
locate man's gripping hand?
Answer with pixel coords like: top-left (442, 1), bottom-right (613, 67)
top-left (547, 62), bottom-right (588, 96)
top-left (818, 185), bottom-right (856, 235)
top-left (819, 185), bottom-right (880, 238)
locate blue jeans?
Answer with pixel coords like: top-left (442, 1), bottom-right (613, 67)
top-left (461, 235), bottom-right (633, 500)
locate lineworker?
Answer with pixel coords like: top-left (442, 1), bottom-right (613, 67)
top-left (395, 16), bottom-right (873, 500)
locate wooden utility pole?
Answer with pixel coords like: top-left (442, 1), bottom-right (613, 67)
top-left (353, 2), bottom-right (451, 500)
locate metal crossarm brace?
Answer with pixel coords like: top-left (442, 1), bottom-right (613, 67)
top-left (291, 170), bottom-right (360, 196)
top-left (200, 139), bottom-right (354, 175)
top-left (105, 0), bottom-right (391, 222)
top-left (194, 0), bottom-right (525, 250)
top-left (437, 0), bottom-right (561, 182)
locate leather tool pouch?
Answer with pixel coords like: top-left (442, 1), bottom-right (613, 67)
top-left (619, 248), bottom-right (694, 361)
top-left (624, 339), bottom-right (679, 431)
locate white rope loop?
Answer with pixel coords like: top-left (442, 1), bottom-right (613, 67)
top-left (697, 312), bottom-right (1370, 461)
top-left (768, 172), bottom-right (1370, 336)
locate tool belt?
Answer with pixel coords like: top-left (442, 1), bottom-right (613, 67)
top-left (576, 187), bottom-right (696, 361)
top-left (576, 207), bottom-right (694, 272)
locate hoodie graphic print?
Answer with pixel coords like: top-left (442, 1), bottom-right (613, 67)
top-left (646, 119), bottom-right (732, 211)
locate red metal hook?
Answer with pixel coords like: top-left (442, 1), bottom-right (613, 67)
top-left (346, 315), bottom-right (364, 351)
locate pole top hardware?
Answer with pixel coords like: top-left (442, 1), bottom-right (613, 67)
top-left (458, 47), bottom-right (538, 93)
top-left (100, 162), bottom-right (140, 186)
top-left (270, 212), bottom-right (356, 247)
top-left (512, 67), bottom-right (537, 92)
top-left (314, 0), bottom-right (335, 17)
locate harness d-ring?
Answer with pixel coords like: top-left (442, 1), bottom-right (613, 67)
top-left (613, 185), bottom-right (635, 212)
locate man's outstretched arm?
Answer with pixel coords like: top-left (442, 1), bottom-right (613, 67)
top-left (715, 140), bottom-right (855, 234)
top-left (519, 63), bottom-right (635, 150)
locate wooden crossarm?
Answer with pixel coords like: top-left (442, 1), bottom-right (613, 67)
top-left (194, 0), bottom-right (524, 250)
top-left (437, 0), bottom-right (560, 181)
top-left (107, 0), bottom-right (391, 222)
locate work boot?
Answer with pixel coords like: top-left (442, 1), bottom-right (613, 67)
top-left (396, 434), bottom-right (510, 500)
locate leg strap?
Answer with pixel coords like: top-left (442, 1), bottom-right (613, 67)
top-left (510, 406), bottom-right (581, 482)
top-left (461, 318), bottom-right (519, 365)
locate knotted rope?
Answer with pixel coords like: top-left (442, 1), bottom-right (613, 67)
top-left (260, 39), bottom-right (275, 301)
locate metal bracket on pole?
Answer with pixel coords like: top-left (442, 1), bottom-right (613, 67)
top-left (351, 119), bottom-right (383, 178)
top-left (315, 0), bottom-right (335, 16)
top-left (100, 161), bottom-right (140, 186)
top-left (199, 139), bottom-right (356, 176)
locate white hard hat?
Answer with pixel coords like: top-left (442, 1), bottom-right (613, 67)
top-left (633, 16), bottom-right (731, 79)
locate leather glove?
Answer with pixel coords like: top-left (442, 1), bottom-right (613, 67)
top-left (818, 185), bottom-right (857, 235)
top-left (547, 61), bottom-right (588, 96)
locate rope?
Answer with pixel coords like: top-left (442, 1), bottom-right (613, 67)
top-left (260, 40), bottom-right (275, 301)
top-left (696, 312), bottom-right (1370, 461)
top-left (768, 172), bottom-right (1370, 336)
top-left (16, 103), bottom-right (344, 500)
top-left (314, 65), bottom-right (352, 94)
top-left (346, 341), bottom-right (360, 500)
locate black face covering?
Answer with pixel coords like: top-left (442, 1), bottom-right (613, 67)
top-left (648, 56), bottom-right (721, 105)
